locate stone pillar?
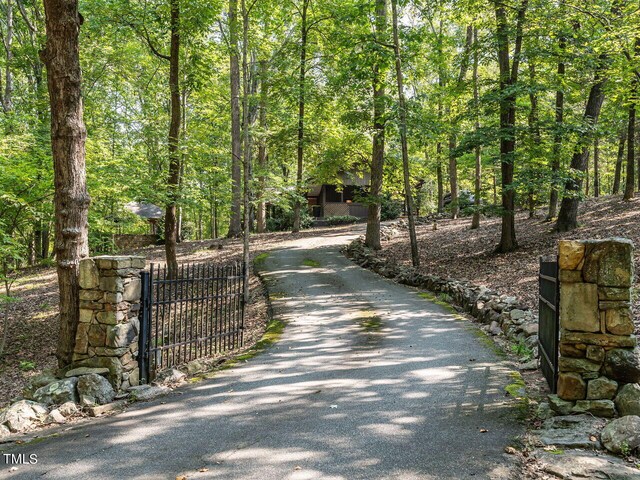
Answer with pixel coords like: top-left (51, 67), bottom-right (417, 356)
top-left (73, 256), bottom-right (146, 391)
top-left (556, 239), bottom-right (636, 417)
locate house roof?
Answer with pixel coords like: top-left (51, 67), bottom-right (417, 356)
top-left (125, 201), bottom-right (163, 220)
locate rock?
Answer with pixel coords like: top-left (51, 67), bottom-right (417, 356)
top-left (560, 343), bottom-right (586, 358)
top-left (558, 240), bottom-right (586, 270)
top-left (488, 321), bottom-right (502, 336)
top-left (558, 357), bottom-right (602, 374)
top-left (536, 415), bottom-right (606, 449)
top-left (537, 449), bottom-right (640, 480)
top-left (601, 416), bottom-right (640, 454)
top-left (510, 309), bottom-right (526, 321)
top-left (58, 402), bottom-right (79, 417)
top-left (22, 371), bottom-right (59, 400)
top-left (519, 359), bottom-right (538, 371)
top-left (0, 400), bottom-right (47, 433)
top-left (587, 377), bottom-right (618, 400)
top-left (522, 323), bottom-right (539, 336)
top-left (559, 269), bottom-right (583, 283)
top-left (560, 282), bottom-right (600, 333)
top-left (562, 331), bottom-right (637, 348)
top-left (615, 383), bottom-right (640, 417)
top-left (153, 368), bottom-right (186, 386)
top-left (0, 424), bottom-right (10, 438)
top-left (605, 308), bottom-right (635, 336)
top-left (106, 323), bottom-right (137, 348)
top-left (536, 402), bottom-right (554, 420)
top-left (604, 349), bottom-right (640, 384)
top-left (65, 367), bottom-right (110, 378)
top-left (77, 374), bottom-right (116, 406)
top-left (86, 400), bottom-right (127, 417)
top-left (586, 346), bottom-right (605, 363)
top-left (548, 394), bottom-right (576, 416)
top-left (33, 378), bottom-right (79, 406)
top-left (44, 409), bottom-right (66, 425)
top-left (599, 287), bottom-right (631, 301)
top-left (186, 359), bottom-right (205, 375)
top-left (558, 372), bottom-right (587, 401)
top-left (79, 259), bottom-right (99, 289)
top-left (583, 238), bottom-right (633, 288)
top-left (128, 385), bottom-right (170, 402)
top-left (571, 400), bottom-right (616, 418)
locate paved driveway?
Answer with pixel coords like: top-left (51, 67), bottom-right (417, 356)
top-left (1, 228), bottom-right (523, 479)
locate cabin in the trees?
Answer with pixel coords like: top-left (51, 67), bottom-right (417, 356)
top-left (306, 170), bottom-right (371, 219)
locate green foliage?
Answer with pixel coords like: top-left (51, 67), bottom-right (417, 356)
top-left (266, 210), bottom-right (313, 232)
top-left (325, 215), bottom-right (360, 225)
top-left (18, 360), bottom-right (36, 372)
top-left (381, 195), bottom-right (403, 221)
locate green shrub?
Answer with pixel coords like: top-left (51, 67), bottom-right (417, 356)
top-left (381, 195), bottom-right (402, 221)
top-left (266, 210), bottom-right (313, 232)
top-left (325, 215), bottom-right (360, 225)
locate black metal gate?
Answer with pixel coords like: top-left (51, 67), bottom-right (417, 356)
top-left (538, 255), bottom-right (560, 393)
top-left (138, 262), bottom-right (246, 383)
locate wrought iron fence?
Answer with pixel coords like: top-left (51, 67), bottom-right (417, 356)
top-left (138, 261), bottom-right (246, 383)
top-left (538, 256), bottom-right (560, 392)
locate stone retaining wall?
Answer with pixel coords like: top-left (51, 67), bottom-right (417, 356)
top-left (555, 239), bottom-right (638, 418)
top-left (72, 256), bottom-right (145, 391)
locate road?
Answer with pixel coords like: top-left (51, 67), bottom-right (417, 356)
top-left (1, 227), bottom-right (523, 479)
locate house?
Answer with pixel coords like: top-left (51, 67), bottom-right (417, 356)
top-left (306, 170), bottom-right (370, 219)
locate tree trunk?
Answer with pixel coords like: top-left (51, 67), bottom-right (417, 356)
top-left (41, 0), bottom-right (90, 367)
top-left (436, 147), bottom-right (443, 214)
top-left (624, 101), bottom-right (636, 201)
top-left (3, 0), bottom-right (14, 113)
top-left (448, 135), bottom-right (458, 219)
top-left (391, 0), bottom-right (419, 267)
top-left (612, 129), bottom-right (626, 194)
top-left (494, 0), bottom-right (527, 253)
top-left (228, 0), bottom-right (242, 237)
top-left (471, 26), bottom-right (481, 230)
top-left (593, 137), bottom-right (600, 197)
top-left (164, 0), bottom-right (181, 277)
top-left (292, 0), bottom-right (309, 233)
top-left (556, 58), bottom-right (607, 231)
top-left (547, 2), bottom-right (565, 220)
top-left (256, 60), bottom-right (268, 234)
top-left (365, 0), bottom-right (386, 251)
top-left (241, 0), bottom-right (250, 302)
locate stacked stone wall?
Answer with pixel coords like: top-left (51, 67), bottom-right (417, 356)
top-left (556, 239), bottom-right (637, 417)
top-left (73, 256), bottom-right (145, 391)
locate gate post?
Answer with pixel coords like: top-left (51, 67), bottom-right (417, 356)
top-left (73, 255), bottom-right (146, 391)
top-left (555, 239), bottom-right (636, 417)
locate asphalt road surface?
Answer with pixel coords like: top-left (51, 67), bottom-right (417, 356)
top-left (1, 227), bottom-right (523, 479)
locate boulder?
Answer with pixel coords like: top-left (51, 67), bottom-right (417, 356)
top-left (571, 400), bottom-right (616, 418)
top-left (559, 282), bottom-right (599, 333)
top-left (33, 378), bottom-right (79, 406)
top-left (58, 402), bottom-right (79, 417)
top-left (0, 424), bottom-right (10, 438)
top-left (65, 367), bottom-right (110, 378)
top-left (604, 349), bottom-right (640, 384)
top-left (22, 371), bottom-right (59, 400)
top-left (537, 449), bottom-right (640, 479)
top-left (582, 238), bottom-right (633, 288)
top-left (535, 415), bottom-right (606, 449)
top-left (615, 383), bottom-right (640, 417)
top-left (601, 416), bottom-right (640, 454)
top-left (153, 368), bottom-right (186, 386)
top-left (558, 241), bottom-right (585, 270)
top-left (558, 372), bottom-right (586, 401)
top-left (0, 400), bottom-right (47, 433)
top-left (77, 373), bottom-right (116, 406)
top-left (128, 385), bottom-right (170, 402)
top-left (44, 409), bottom-right (67, 425)
top-left (548, 394), bottom-right (575, 416)
top-left (587, 377), bottom-right (618, 400)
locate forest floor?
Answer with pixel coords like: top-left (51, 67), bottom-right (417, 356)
top-left (380, 194), bottom-right (640, 324)
top-left (0, 225), bottom-right (355, 408)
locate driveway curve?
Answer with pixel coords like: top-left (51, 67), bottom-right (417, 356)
top-left (1, 227), bottom-right (523, 480)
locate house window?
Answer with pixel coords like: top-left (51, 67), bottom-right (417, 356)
top-left (325, 185), bottom-right (342, 202)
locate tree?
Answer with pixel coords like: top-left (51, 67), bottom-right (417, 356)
top-left (391, 0), bottom-right (419, 267)
top-left (41, 0), bottom-right (90, 367)
top-left (365, 0), bottom-right (387, 251)
top-left (228, 0), bottom-right (242, 237)
top-left (493, 0), bottom-right (527, 253)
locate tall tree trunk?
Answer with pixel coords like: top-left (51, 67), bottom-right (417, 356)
top-left (547, 0), bottom-right (565, 220)
top-left (241, 0), bottom-right (250, 302)
top-left (256, 60), bottom-right (268, 234)
top-left (41, 0), bottom-right (90, 367)
top-left (528, 61), bottom-right (540, 218)
top-left (365, 0), bottom-right (387, 250)
top-left (164, 0), bottom-right (181, 277)
top-left (556, 58), bottom-right (607, 231)
top-left (3, 0), bottom-right (13, 113)
top-left (493, 0), bottom-right (527, 253)
top-left (292, 0), bottom-right (309, 233)
top-left (228, 0), bottom-right (242, 237)
top-left (593, 137), bottom-right (600, 197)
top-left (612, 129), bottom-right (626, 194)
top-left (624, 101), bottom-right (636, 201)
top-left (471, 26), bottom-right (481, 230)
top-left (436, 146), bottom-right (443, 214)
top-left (391, 0), bottom-right (419, 267)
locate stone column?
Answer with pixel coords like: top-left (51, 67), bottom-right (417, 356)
top-left (73, 256), bottom-right (146, 391)
top-left (556, 239), bottom-right (636, 417)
